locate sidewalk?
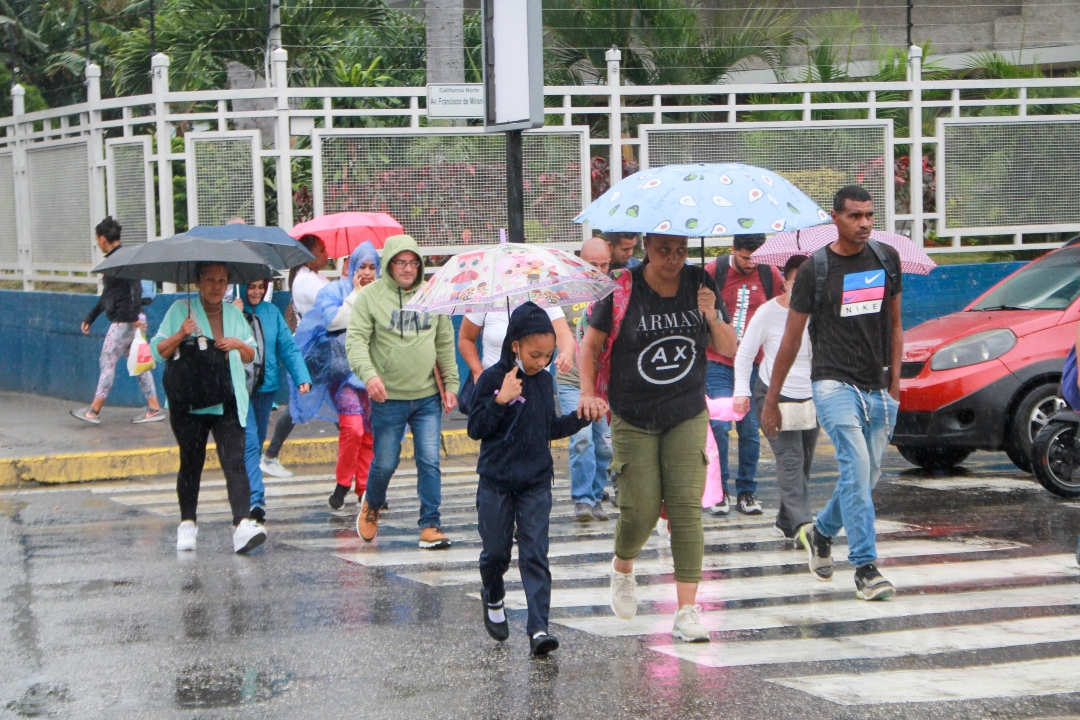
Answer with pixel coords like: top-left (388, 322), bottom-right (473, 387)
top-left (0, 390), bottom-right (479, 485)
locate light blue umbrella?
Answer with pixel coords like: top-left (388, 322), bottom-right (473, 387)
top-left (574, 163), bottom-right (830, 239)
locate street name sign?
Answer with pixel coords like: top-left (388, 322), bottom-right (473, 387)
top-left (426, 84), bottom-right (485, 119)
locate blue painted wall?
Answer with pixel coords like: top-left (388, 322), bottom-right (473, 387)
top-left (0, 261), bottom-right (1028, 406)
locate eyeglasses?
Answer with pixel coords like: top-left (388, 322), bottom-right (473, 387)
top-left (390, 259), bottom-right (421, 269)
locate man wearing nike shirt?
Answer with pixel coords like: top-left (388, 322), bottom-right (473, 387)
top-left (763, 185), bottom-right (903, 603)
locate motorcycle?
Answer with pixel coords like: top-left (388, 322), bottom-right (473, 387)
top-left (1032, 407), bottom-right (1080, 497)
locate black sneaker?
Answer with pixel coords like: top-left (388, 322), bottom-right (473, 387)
top-left (328, 484), bottom-right (349, 510)
top-left (855, 564), bottom-right (895, 601)
top-left (803, 524), bottom-right (834, 581)
top-left (250, 506), bottom-right (266, 524)
top-left (736, 492), bottom-right (763, 515)
top-left (529, 633), bottom-right (559, 656)
top-left (483, 600), bottom-right (510, 641)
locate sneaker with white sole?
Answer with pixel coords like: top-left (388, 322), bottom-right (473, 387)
top-left (609, 558), bottom-right (637, 620)
top-left (803, 524), bottom-right (834, 581)
top-left (736, 492), bottom-right (763, 515)
top-left (70, 406), bottom-right (101, 425)
top-left (706, 498), bottom-right (729, 516)
top-left (132, 407), bottom-right (166, 424)
top-left (419, 526), bottom-right (451, 549)
top-left (672, 605), bottom-right (710, 642)
top-left (855, 563), bottom-right (895, 601)
top-left (233, 518), bottom-right (266, 554)
top-left (259, 455), bottom-right (293, 478)
top-left (176, 520), bottom-right (197, 551)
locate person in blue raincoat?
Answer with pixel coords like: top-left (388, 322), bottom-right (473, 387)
top-left (291, 242), bottom-right (381, 510)
top-left (237, 278), bottom-right (312, 524)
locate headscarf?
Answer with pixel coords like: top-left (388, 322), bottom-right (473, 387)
top-left (290, 242), bottom-right (380, 424)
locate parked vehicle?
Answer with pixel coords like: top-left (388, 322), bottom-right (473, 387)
top-left (895, 240), bottom-right (1080, 473)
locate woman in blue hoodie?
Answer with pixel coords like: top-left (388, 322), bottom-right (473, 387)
top-left (467, 302), bottom-right (608, 656)
top-left (239, 278), bottom-right (312, 523)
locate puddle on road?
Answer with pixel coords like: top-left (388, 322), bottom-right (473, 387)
top-left (5, 683), bottom-right (70, 717)
top-left (175, 664), bottom-right (293, 709)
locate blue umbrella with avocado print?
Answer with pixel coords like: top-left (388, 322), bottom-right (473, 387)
top-left (573, 162), bottom-right (830, 263)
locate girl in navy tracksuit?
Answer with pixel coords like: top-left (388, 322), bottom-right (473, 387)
top-left (468, 302), bottom-right (607, 656)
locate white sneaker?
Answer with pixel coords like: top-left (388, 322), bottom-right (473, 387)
top-left (609, 557), bottom-right (638, 620)
top-left (176, 520), bottom-right (197, 551)
top-left (672, 604), bottom-right (710, 642)
top-left (233, 518), bottom-right (266, 554)
top-left (259, 455), bottom-right (293, 478)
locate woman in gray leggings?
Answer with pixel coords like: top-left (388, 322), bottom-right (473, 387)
top-left (733, 255), bottom-right (819, 547)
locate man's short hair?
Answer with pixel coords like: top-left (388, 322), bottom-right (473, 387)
top-left (95, 216), bottom-right (122, 243)
top-left (605, 232), bottom-right (639, 247)
top-left (732, 233), bottom-right (766, 252)
top-left (783, 254), bottom-right (808, 278)
top-left (833, 185), bottom-right (873, 212)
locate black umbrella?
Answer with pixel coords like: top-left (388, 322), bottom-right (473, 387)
top-left (92, 235), bottom-right (279, 285)
top-left (185, 224), bottom-right (314, 269)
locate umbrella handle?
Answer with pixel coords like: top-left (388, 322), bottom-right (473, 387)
top-left (796, 230), bottom-right (801, 252)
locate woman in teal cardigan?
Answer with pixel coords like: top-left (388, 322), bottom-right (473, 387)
top-left (150, 262), bottom-right (266, 555)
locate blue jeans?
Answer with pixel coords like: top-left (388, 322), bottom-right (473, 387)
top-left (245, 391), bottom-right (276, 510)
top-left (812, 380), bottom-right (899, 568)
top-left (366, 394), bottom-right (443, 529)
top-left (705, 361), bottom-right (760, 498)
top-left (556, 383), bottom-right (612, 505)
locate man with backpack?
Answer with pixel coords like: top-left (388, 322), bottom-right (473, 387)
top-left (703, 234), bottom-right (784, 516)
top-left (763, 185), bottom-right (903, 602)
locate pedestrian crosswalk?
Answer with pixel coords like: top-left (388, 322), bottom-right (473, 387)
top-left (98, 459), bottom-right (1080, 708)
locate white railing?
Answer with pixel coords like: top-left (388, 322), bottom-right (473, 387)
top-left (1, 45), bottom-right (1079, 289)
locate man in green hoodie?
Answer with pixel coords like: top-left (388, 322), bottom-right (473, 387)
top-left (347, 234), bottom-right (459, 549)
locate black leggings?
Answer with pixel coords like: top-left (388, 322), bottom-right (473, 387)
top-left (170, 398), bottom-right (250, 525)
top-left (264, 409), bottom-right (294, 459)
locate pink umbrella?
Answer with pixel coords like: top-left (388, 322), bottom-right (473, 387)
top-left (289, 212), bottom-right (404, 257)
top-left (752, 225), bottom-right (938, 275)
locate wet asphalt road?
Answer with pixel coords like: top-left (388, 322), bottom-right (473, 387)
top-left (2, 446), bottom-right (1080, 719)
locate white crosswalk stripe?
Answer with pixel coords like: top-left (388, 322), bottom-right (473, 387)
top-left (95, 461), bottom-right (1080, 706)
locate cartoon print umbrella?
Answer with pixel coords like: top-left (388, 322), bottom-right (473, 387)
top-left (573, 162), bottom-right (830, 263)
top-left (404, 243), bottom-right (616, 315)
top-left (289, 212), bottom-right (404, 257)
top-left (753, 225), bottom-right (938, 275)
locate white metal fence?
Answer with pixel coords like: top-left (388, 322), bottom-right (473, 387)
top-left (1, 46), bottom-right (1079, 289)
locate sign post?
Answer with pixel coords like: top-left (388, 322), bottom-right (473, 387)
top-left (481, 0), bottom-right (543, 243)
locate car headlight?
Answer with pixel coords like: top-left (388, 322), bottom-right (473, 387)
top-left (929, 329), bottom-right (1017, 371)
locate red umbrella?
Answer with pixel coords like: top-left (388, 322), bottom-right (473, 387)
top-left (752, 225), bottom-right (938, 275)
top-left (289, 212), bottom-right (404, 257)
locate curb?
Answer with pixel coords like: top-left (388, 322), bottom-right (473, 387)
top-left (0, 429), bottom-right (568, 486)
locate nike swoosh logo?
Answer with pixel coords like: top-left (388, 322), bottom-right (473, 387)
top-left (864, 272), bottom-right (883, 284)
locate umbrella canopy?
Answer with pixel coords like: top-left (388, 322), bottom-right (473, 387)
top-left (573, 163), bottom-right (830, 237)
top-left (186, 224), bottom-right (314, 269)
top-left (93, 235), bottom-right (279, 284)
top-left (753, 225), bottom-right (938, 275)
top-left (289, 212), bottom-right (404, 256)
top-left (404, 243), bottom-right (615, 315)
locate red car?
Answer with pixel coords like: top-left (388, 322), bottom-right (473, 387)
top-left (896, 240), bottom-right (1080, 472)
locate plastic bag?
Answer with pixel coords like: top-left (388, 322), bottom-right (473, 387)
top-left (701, 396), bottom-right (748, 508)
top-left (127, 329), bottom-right (155, 376)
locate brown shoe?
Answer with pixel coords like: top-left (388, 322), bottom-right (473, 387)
top-left (419, 526), bottom-right (451, 550)
top-left (356, 493), bottom-right (380, 542)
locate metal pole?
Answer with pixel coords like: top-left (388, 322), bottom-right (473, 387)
top-left (83, 0), bottom-right (91, 66)
top-left (149, 0), bottom-right (156, 56)
top-left (506, 129), bottom-right (525, 243)
top-left (907, 0), bottom-right (913, 48)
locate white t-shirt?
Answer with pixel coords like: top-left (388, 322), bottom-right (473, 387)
top-left (291, 266), bottom-right (330, 318)
top-left (466, 307), bottom-right (565, 369)
top-left (733, 298), bottom-right (813, 400)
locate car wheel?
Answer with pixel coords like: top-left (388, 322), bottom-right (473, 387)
top-left (1005, 383), bottom-right (1066, 474)
top-left (1031, 421), bottom-right (1080, 498)
top-left (896, 445), bottom-right (973, 471)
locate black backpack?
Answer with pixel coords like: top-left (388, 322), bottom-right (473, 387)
top-left (810, 239), bottom-right (900, 312)
top-left (243, 310), bottom-right (266, 394)
top-left (712, 255), bottom-right (775, 300)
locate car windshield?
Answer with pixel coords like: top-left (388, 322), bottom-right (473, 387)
top-left (970, 248), bottom-right (1080, 311)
